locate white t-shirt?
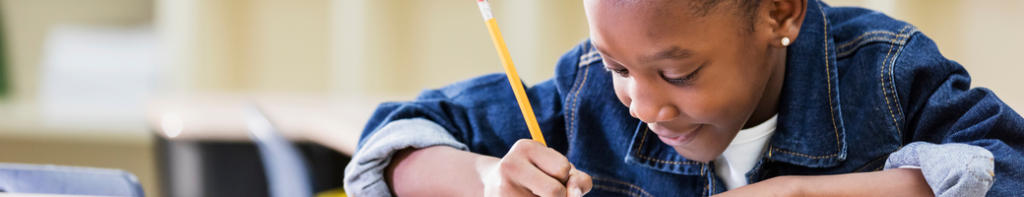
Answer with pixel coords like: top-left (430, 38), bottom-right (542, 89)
top-left (714, 114), bottom-right (778, 190)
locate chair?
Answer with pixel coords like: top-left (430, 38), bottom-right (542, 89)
top-left (244, 105), bottom-right (314, 197)
top-left (0, 163), bottom-right (144, 197)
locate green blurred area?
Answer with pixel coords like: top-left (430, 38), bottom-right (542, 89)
top-left (0, 6), bottom-right (8, 99)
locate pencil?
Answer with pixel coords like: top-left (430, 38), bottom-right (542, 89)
top-left (476, 0), bottom-right (547, 147)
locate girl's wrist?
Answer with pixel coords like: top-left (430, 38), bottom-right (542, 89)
top-left (770, 175), bottom-right (810, 197)
top-left (475, 154), bottom-right (501, 188)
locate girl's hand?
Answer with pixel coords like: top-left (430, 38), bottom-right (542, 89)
top-left (482, 139), bottom-right (593, 197)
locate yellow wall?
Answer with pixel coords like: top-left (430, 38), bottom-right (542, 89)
top-left (163, 0), bottom-right (592, 96)
top-left (331, 0), bottom-right (591, 95)
top-left (159, 0), bottom-right (331, 93)
top-left (331, 0), bottom-right (1024, 109)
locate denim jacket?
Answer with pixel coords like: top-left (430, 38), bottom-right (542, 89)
top-left (345, 0), bottom-right (1024, 196)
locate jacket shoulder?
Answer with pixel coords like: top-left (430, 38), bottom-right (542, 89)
top-left (825, 6), bottom-right (919, 60)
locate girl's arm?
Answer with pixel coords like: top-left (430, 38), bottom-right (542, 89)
top-left (715, 168), bottom-right (932, 197)
top-left (387, 140), bottom-right (593, 197)
top-left (385, 146), bottom-right (494, 197)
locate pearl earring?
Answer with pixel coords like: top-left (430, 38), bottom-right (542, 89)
top-left (781, 37), bottom-right (791, 46)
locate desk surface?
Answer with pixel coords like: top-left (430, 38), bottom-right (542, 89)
top-left (0, 194), bottom-right (109, 197)
top-left (147, 93), bottom-right (410, 156)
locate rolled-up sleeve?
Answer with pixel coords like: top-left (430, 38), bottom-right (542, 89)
top-left (884, 142), bottom-right (994, 197)
top-left (343, 118), bottom-right (467, 197)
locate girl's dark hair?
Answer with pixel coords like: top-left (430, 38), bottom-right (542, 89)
top-left (691, 0), bottom-right (764, 31)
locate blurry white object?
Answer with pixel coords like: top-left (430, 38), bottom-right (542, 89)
top-left (161, 113), bottom-right (183, 138)
top-left (243, 105), bottom-right (313, 197)
top-left (38, 24), bottom-right (156, 133)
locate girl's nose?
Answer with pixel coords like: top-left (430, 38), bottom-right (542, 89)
top-left (629, 99), bottom-right (680, 123)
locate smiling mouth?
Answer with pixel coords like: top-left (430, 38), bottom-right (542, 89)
top-left (651, 124), bottom-right (702, 146)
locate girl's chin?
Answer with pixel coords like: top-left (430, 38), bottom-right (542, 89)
top-left (671, 147), bottom-right (721, 162)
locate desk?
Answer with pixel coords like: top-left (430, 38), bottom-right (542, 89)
top-left (0, 194), bottom-right (109, 197)
top-left (146, 93), bottom-right (408, 197)
top-left (146, 93), bottom-right (405, 155)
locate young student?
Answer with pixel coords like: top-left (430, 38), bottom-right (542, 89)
top-left (345, 0), bottom-right (1024, 196)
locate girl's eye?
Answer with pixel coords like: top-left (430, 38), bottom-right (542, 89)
top-left (604, 67), bottom-right (629, 77)
top-left (664, 67), bottom-right (701, 85)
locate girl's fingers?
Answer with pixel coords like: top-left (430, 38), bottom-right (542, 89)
top-left (507, 158), bottom-right (568, 197)
top-left (565, 167), bottom-right (593, 197)
top-left (524, 144), bottom-right (573, 183)
top-left (498, 180), bottom-right (536, 197)
top-left (513, 139), bottom-right (573, 183)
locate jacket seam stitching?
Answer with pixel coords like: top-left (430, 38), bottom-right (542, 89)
top-left (880, 25), bottom-right (911, 140)
top-left (966, 156), bottom-right (986, 183)
top-left (837, 38), bottom-right (907, 58)
top-left (703, 175), bottom-right (709, 197)
top-left (567, 44), bottom-right (597, 145)
top-left (818, 1), bottom-right (842, 154)
top-left (711, 173), bottom-right (716, 195)
top-left (772, 148), bottom-right (837, 159)
top-left (567, 66), bottom-right (588, 140)
top-left (701, 161), bottom-right (705, 176)
top-left (593, 177), bottom-right (654, 197)
top-left (837, 31), bottom-right (903, 49)
top-left (888, 28), bottom-right (912, 134)
top-left (836, 32), bottom-right (911, 57)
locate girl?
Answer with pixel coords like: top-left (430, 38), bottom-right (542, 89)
top-left (346, 0), bottom-right (1023, 196)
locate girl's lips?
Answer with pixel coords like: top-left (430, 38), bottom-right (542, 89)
top-left (653, 124), bottom-right (702, 146)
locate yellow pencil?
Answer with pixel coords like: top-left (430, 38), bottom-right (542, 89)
top-left (476, 0), bottom-right (547, 147)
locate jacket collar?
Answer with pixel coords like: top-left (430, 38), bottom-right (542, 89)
top-left (767, 0), bottom-right (847, 168)
top-left (622, 0), bottom-right (847, 177)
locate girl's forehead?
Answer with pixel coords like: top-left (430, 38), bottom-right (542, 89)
top-left (586, 0), bottom-right (746, 53)
top-left (585, 0), bottom-right (723, 34)
top-left (587, 8), bottom-right (713, 57)
top-left (583, 0), bottom-right (716, 18)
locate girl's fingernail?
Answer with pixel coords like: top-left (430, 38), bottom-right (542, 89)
top-left (573, 187), bottom-right (583, 197)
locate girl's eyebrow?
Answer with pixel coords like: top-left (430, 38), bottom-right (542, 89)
top-left (642, 46), bottom-right (694, 63)
top-left (592, 45), bottom-right (623, 65)
top-left (593, 44), bottom-right (693, 65)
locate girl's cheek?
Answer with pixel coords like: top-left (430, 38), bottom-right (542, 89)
top-left (612, 78), bottom-right (632, 107)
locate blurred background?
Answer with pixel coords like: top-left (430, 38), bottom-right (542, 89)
top-left (0, 0), bottom-right (1019, 196)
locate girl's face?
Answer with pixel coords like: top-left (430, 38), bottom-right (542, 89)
top-left (584, 0), bottom-right (792, 161)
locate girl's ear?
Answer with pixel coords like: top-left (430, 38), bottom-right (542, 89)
top-left (766, 0), bottom-right (807, 47)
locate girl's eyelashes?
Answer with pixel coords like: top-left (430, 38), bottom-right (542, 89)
top-left (604, 67), bottom-right (630, 77)
top-left (663, 66), bottom-right (701, 85)
top-left (604, 64), bottom-right (702, 85)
